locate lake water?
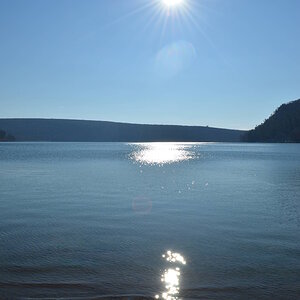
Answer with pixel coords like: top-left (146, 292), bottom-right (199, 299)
top-left (0, 142), bottom-right (299, 300)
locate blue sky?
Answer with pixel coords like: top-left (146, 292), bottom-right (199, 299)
top-left (0, 0), bottom-right (299, 129)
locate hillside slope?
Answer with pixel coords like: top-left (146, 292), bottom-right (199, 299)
top-left (0, 119), bottom-right (244, 142)
top-left (243, 99), bottom-right (300, 142)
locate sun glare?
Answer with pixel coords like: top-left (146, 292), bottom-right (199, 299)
top-left (162, 0), bottom-right (184, 8)
top-left (130, 143), bottom-right (195, 165)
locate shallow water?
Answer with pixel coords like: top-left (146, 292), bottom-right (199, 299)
top-left (0, 142), bottom-right (299, 299)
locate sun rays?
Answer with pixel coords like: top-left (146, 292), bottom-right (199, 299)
top-left (101, 0), bottom-right (208, 44)
top-left (96, 0), bottom-right (223, 76)
top-left (162, 0), bottom-right (184, 8)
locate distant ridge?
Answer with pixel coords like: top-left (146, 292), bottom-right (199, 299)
top-left (243, 99), bottom-right (300, 142)
top-left (0, 118), bottom-right (244, 142)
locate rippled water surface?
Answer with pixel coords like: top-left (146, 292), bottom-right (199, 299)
top-left (0, 142), bottom-right (299, 299)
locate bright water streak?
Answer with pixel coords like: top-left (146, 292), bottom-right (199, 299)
top-left (130, 142), bottom-right (196, 165)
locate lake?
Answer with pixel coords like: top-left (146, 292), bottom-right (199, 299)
top-left (0, 142), bottom-right (299, 299)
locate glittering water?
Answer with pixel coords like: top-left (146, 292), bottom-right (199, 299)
top-left (130, 143), bottom-right (195, 165)
top-left (0, 142), bottom-right (300, 300)
top-left (158, 251), bottom-right (187, 300)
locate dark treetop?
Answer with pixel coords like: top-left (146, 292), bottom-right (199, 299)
top-left (243, 99), bottom-right (300, 143)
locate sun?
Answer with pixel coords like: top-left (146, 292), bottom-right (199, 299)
top-left (162, 0), bottom-right (184, 8)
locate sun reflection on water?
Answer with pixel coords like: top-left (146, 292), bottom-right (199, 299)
top-left (156, 251), bottom-right (186, 300)
top-left (130, 143), bottom-right (195, 165)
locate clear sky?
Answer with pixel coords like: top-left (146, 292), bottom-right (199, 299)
top-left (0, 0), bottom-right (299, 129)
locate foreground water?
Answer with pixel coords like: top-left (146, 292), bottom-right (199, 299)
top-left (0, 142), bottom-right (299, 300)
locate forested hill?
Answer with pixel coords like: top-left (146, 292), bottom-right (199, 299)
top-left (243, 99), bottom-right (300, 142)
top-left (0, 119), bottom-right (243, 142)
